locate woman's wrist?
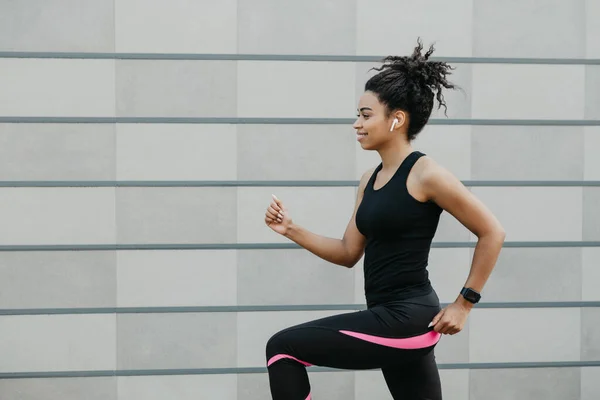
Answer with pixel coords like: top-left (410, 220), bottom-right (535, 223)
top-left (283, 222), bottom-right (299, 240)
top-left (454, 294), bottom-right (475, 311)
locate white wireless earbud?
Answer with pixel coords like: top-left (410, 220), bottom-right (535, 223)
top-left (390, 118), bottom-right (399, 132)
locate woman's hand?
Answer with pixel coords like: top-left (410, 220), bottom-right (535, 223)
top-left (265, 194), bottom-right (293, 236)
top-left (429, 302), bottom-right (471, 335)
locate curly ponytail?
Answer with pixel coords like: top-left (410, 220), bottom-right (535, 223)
top-left (365, 38), bottom-right (457, 141)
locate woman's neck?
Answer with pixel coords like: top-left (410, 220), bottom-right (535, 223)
top-left (377, 139), bottom-right (414, 172)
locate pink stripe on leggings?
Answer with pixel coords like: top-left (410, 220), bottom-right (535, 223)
top-left (338, 329), bottom-right (441, 349)
top-left (267, 353), bottom-right (313, 367)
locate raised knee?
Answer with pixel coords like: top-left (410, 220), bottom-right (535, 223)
top-left (266, 330), bottom-right (287, 359)
top-left (265, 329), bottom-right (313, 368)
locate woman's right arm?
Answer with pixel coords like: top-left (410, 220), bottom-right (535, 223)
top-left (265, 168), bottom-right (375, 268)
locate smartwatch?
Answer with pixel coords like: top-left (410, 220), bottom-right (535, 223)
top-left (460, 287), bottom-right (481, 304)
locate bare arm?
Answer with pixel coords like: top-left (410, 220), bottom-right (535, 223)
top-left (421, 158), bottom-right (506, 310)
top-left (268, 169), bottom-right (374, 268)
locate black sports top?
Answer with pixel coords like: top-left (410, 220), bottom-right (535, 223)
top-left (355, 151), bottom-right (443, 308)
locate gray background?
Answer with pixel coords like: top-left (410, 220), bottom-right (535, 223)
top-left (0, 0), bottom-right (599, 399)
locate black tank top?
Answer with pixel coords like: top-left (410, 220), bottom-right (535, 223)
top-left (355, 151), bottom-right (443, 308)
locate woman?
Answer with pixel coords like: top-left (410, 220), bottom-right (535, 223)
top-left (263, 40), bottom-right (506, 400)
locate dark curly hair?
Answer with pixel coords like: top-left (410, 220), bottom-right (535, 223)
top-left (365, 38), bottom-right (457, 141)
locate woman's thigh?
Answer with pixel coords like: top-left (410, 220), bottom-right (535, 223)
top-left (266, 306), bottom-right (441, 371)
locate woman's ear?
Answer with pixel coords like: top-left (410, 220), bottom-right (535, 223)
top-left (390, 111), bottom-right (407, 131)
top-left (395, 111), bottom-right (406, 127)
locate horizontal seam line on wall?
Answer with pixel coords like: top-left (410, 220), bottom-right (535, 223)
top-left (0, 242), bottom-right (598, 251)
top-left (2, 361), bottom-right (600, 379)
top-left (1, 302), bottom-right (599, 316)
top-left (1, 52), bottom-right (600, 65)
top-left (0, 180), bottom-right (599, 187)
top-left (0, 117), bottom-right (599, 125)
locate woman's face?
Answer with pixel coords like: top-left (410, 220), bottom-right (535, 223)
top-left (353, 91), bottom-right (404, 150)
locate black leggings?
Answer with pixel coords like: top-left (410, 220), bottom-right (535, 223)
top-left (265, 291), bottom-right (443, 400)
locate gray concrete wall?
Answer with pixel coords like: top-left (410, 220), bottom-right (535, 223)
top-left (0, 0), bottom-right (599, 399)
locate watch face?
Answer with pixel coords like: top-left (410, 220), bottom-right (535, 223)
top-left (462, 288), bottom-right (480, 303)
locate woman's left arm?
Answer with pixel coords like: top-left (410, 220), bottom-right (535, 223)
top-left (421, 159), bottom-right (506, 335)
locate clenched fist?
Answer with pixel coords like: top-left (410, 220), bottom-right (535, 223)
top-left (265, 194), bottom-right (292, 236)
top-left (429, 302), bottom-right (470, 335)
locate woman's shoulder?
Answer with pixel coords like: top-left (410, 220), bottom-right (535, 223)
top-left (413, 154), bottom-right (445, 180)
top-left (360, 165), bottom-right (378, 181)
top-left (358, 165), bottom-right (378, 190)
top-left (414, 155), bottom-right (466, 201)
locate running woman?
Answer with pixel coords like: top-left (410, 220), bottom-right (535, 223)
top-left (263, 39), bottom-right (506, 400)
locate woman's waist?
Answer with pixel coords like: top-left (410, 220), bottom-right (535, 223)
top-left (366, 288), bottom-right (442, 326)
top-left (364, 240), bottom-right (432, 264)
top-left (363, 256), bottom-right (430, 284)
top-left (370, 284), bottom-right (438, 304)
